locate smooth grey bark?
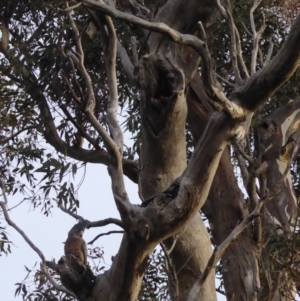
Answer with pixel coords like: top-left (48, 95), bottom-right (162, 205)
top-left (258, 98), bottom-right (300, 233)
top-left (138, 53), bottom-right (217, 301)
top-left (187, 75), bottom-right (260, 301)
top-left (257, 98), bottom-right (300, 301)
top-left (137, 2), bottom-right (218, 300)
top-left (3, 2), bottom-right (300, 301)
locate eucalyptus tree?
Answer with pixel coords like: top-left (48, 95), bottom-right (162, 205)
top-left (1, 0), bottom-right (300, 301)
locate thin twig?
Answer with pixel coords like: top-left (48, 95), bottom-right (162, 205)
top-left (58, 202), bottom-right (84, 220)
top-left (187, 173), bottom-right (287, 301)
top-left (87, 218), bottom-right (124, 229)
top-left (0, 187), bottom-right (75, 297)
top-left (164, 235), bottom-right (179, 254)
top-left (64, 2), bottom-right (82, 11)
top-left (250, 1), bottom-right (266, 74)
top-left (82, 0), bottom-right (245, 119)
top-left (59, 103), bottom-right (101, 150)
top-left (58, 202), bottom-right (124, 229)
top-left (235, 141), bottom-right (254, 164)
top-left (161, 243), bottom-right (179, 301)
top-left (264, 38), bottom-right (274, 67)
top-left (65, 7), bottom-right (119, 156)
top-left (88, 230), bottom-right (124, 245)
top-left (60, 72), bottom-right (82, 104)
top-left (0, 180), bottom-right (8, 205)
top-left (117, 40), bottom-right (136, 80)
top-left (198, 21), bottom-right (207, 42)
top-left (215, 0), bottom-right (242, 84)
top-left (0, 126), bottom-right (36, 144)
top-left (215, 73), bottom-right (235, 87)
top-left (103, 15), bottom-right (124, 154)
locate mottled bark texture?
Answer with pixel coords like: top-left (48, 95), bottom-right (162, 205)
top-left (258, 98), bottom-right (300, 234)
top-left (138, 53), bottom-right (217, 301)
top-left (23, 1), bottom-right (299, 300)
top-left (138, 1), bottom-right (218, 300)
top-left (187, 75), bottom-right (260, 301)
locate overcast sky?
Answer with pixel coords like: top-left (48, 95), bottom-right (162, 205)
top-left (0, 163), bottom-right (138, 300)
top-left (1, 161), bottom-right (227, 301)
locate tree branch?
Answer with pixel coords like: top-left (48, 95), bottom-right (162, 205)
top-left (187, 188), bottom-right (279, 301)
top-left (87, 218), bottom-right (124, 229)
top-left (59, 103), bottom-right (100, 150)
top-left (250, 1), bottom-right (266, 75)
top-left (214, 0), bottom-right (242, 84)
top-left (0, 187), bottom-right (75, 298)
top-left (88, 230), bottom-right (124, 245)
top-left (58, 203), bottom-right (124, 229)
top-left (187, 130), bottom-right (296, 300)
top-left (103, 15), bottom-right (124, 155)
top-left (117, 40), bottom-right (136, 81)
top-left (0, 126), bottom-right (36, 144)
top-left (82, 0), bottom-right (246, 119)
top-left (232, 13), bottom-right (300, 111)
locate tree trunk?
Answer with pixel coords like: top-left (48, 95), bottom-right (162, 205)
top-left (139, 54), bottom-right (217, 301)
top-left (187, 75), bottom-right (260, 301)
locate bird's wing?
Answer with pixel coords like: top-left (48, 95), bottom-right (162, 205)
top-left (81, 239), bottom-right (88, 265)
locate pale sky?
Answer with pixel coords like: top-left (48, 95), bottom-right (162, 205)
top-left (0, 163), bottom-right (137, 300)
top-left (0, 160), bottom-right (227, 300)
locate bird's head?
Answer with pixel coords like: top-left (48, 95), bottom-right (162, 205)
top-left (67, 220), bottom-right (87, 237)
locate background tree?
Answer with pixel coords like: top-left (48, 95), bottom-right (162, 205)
top-left (1, 0), bottom-right (300, 301)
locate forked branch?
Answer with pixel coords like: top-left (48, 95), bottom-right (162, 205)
top-left (58, 202), bottom-right (124, 229)
top-left (82, 0), bottom-right (245, 119)
top-left (187, 132), bottom-right (298, 300)
top-left (103, 16), bottom-right (124, 155)
top-left (250, 0), bottom-right (266, 74)
top-left (0, 186), bottom-right (76, 298)
top-left (65, 2), bottom-right (131, 217)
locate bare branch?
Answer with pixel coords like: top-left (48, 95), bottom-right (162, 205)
top-left (198, 21), bottom-right (207, 42)
top-left (235, 141), bottom-right (254, 164)
top-left (103, 16), bottom-right (124, 155)
top-left (264, 38), bottom-right (274, 67)
top-left (117, 40), bottom-right (136, 80)
top-left (0, 189), bottom-right (75, 297)
top-left (187, 190), bottom-right (277, 301)
top-left (161, 243), bottom-right (179, 301)
top-left (215, 73), bottom-right (235, 87)
top-left (64, 2), bottom-right (82, 11)
top-left (0, 18), bottom-right (9, 54)
top-left (214, 0), bottom-right (242, 84)
top-left (87, 218), bottom-right (124, 229)
top-left (187, 131), bottom-right (296, 300)
top-left (232, 14), bottom-right (300, 111)
top-left (82, 0), bottom-right (245, 119)
top-left (88, 230), bottom-right (124, 245)
top-left (59, 104), bottom-right (101, 150)
top-left (235, 150), bottom-right (249, 188)
top-left (0, 126), bottom-right (36, 144)
top-left (58, 202), bottom-right (85, 220)
top-left (58, 202), bottom-right (124, 229)
top-left (65, 9), bottom-right (119, 156)
top-left (250, 1), bottom-right (266, 74)
top-left (60, 72), bottom-right (82, 104)
top-left (130, 36), bottom-right (138, 67)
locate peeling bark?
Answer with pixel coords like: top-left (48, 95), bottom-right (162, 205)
top-left (258, 98), bottom-right (300, 234)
